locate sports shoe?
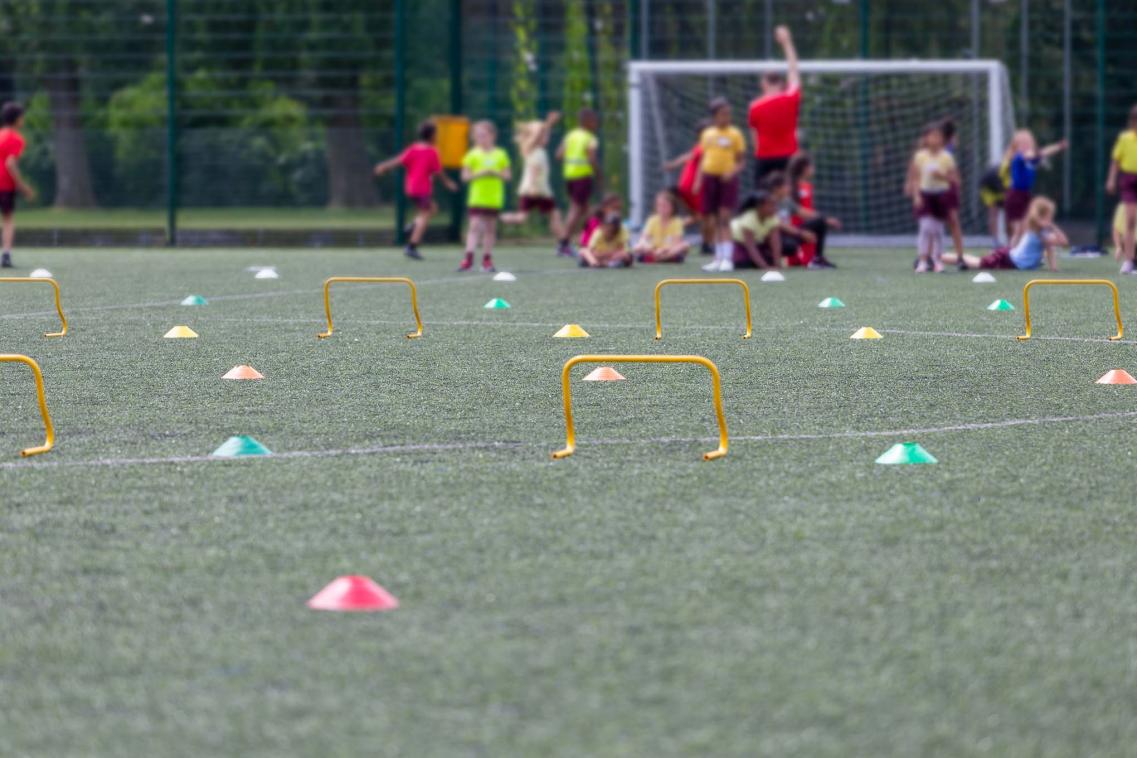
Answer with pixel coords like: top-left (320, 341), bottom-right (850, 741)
top-left (556, 240), bottom-right (574, 257)
top-left (701, 259), bottom-right (722, 273)
top-left (915, 259), bottom-right (930, 273)
top-left (718, 259), bottom-right (734, 272)
top-left (404, 245), bottom-right (423, 260)
top-left (1122, 260), bottom-right (1136, 275)
top-left (956, 259), bottom-right (969, 271)
top-left (457, 253), bottom-right (474, 272)
top-left (932, 260), bottom-right (944, 273)
top-left (700, 242), bottom-right (714, 256)
top-left (481, 256), bottom-right (496, 273)
top-left (0, 252), bottom-right (10, 268)
top-left (807, 257), bottom-right (836, 270)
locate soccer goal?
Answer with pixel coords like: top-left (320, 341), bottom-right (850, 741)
top-left (628, 60), bottom-right (1015, 245)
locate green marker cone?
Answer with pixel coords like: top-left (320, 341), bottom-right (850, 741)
top-left (876, 442), bottom-right (938, 465)
top-left (211, 435), bottom-right (271, 458)
top-left (181, 295), bottom-right (208, 306)
top-left (818, 297), bottom-right (846, 309)
top-left (987, 299), bottom-right (1015, 311)
top-left (484, 298), bottom-right (511, 310)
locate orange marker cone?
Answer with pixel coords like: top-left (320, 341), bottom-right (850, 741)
top-left (582, 366), bottom-right (626, 381)
top-left (1096, 369), bottom-right (1137, 385)
top-left (307, 575), bottom-right (399, 612)
top-left (223, 365), bottom-right (265, 380)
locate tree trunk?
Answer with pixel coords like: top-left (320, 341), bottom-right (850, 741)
top-left (324, 88), bottom-right (377, 209)
top-left (46, 64), bottom-right (97, 209)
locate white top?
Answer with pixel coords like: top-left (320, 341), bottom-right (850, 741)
top-left (518, 148), bottom-right (552, 198)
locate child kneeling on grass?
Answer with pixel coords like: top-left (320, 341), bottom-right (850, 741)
top-left (580, 213), bottom-right (632, 268)
top-left (634, 191), bottom-right (689, 263)
top-left (729, 191), bottom-right (782, 269)
top-left (943, 197), bottom-right (1066, 273)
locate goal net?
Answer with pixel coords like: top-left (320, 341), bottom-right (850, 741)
top-left (628, 60), bottom-right (1015, 243)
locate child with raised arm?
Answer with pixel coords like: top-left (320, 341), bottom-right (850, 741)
top-left (1004, 129), bottom-right (1068, 246)
top-left (580, 213), bottom-right (632, 268)
top-left (943, 197), bottom-right (1065, 272)
top-left (556, 108), bottom-right (600, 256)
top-left (458, 121), bottom-right (511, 273)
top-left (1106, 104), bottom-right (1137, 274)
top-left (502, 112), bottom-right (565, 246)
top-left (634, 191), bottom-right (689, 264)
top-left (663, 118), bottom-right (713, 255)
top-left (696, 97), bottom-right (746, 273)
top-left (906, 122), bottom-right (957, 273)
top-left (729, 191), bottom-right (782, 269)
top-left (0, 102), bottom-right (36, 269)
top-left (748, 25), bottom-right (801, 185)
top-left (373, 120), bottom-right (457, 261)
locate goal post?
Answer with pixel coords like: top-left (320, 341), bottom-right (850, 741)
top-left (628, 59), bottom-right (1015, 244)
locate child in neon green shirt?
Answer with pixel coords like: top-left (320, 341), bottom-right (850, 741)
top-left (555, 107), bottom-right (600, 256)
top-left (459, 120), bottom-right (512, 272)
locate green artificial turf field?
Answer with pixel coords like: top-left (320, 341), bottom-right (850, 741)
top-left (3, 245), bottom-right (1137, 756)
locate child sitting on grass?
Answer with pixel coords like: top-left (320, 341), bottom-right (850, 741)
top-left (942, 197), bottom-right (1066, 272)
top-left (729, 191), bottom-right (782, 269)
top-left (580, 213), bottom-right (632, 268)
top-left (579, 192), bottom-right (622, 248)
top-left (634, 191), bottom-right (689, 264)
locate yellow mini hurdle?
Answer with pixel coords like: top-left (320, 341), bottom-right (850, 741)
top-left (1, 354), bottom-right (56, 457)
top-left (1017, 279), bottom-right (1123, 341)
top-left (317, 276), bottom-right (423, 339)
top-left (0, 277), bottom-right (68, 337)
top-left (654, 278), bottom-right (752, 340)
top-left (552, 354), bottom-right (729, 461)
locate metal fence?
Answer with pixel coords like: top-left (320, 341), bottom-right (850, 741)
top-left (0, 0), bottom-right (1131, 245)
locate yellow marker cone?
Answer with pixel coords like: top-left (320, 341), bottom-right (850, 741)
top-left (850, 327), bottom-right (882, 340)
top-left (164, 325), bottom-right (199, 339)
top-left (553, 324), bottom-right (590, 338)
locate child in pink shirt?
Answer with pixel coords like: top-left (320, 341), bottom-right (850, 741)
top-left (375, 120), bottom-right (457, 260)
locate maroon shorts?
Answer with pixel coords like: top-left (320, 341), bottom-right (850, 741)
top-left (919, 191), bottom-right (950, 221)
top-left (0, 191), bottom-right (14, 216)
top-left (566, 178), bottom-right (594, 206)
top-left (732, 240), bottom-right (774, 268)
top-left (468, 207), bottom-right (500, 219)
top-left (1119, 172), bottom-right (1137, 204)
top-left (942, 185), bottom-right (960, 213)
top-left (407, 194), bottom-right (433, 211)
top-left (979, 246), bottom-right (1018, 270)
top-left (701, 175), bottom-right (740, 215)
top-left (1004, 189), bottom-right (1032, 223)
top-left (519, 195), bottom-right (556, 214)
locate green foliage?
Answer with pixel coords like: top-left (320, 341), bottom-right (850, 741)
top-left (510, 0), bottom-right (539, 121)
top-left (560, 0), bottom-right (592, 118)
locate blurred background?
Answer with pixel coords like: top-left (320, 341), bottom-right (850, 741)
top-left (0, 0), bottom-right (1131, 246)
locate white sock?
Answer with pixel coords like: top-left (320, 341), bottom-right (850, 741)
top-left (717, 241), bottom-right (730, 262)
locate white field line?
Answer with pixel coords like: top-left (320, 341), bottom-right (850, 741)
top-left (3, 408), bottom-right (1136, 472)
top-left (0, 268), bottom-right (586, 321)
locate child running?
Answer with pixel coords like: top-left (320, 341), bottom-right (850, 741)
top-left (943, 197), bottom-right (1065, 272)
top-left (0, 102), bottom-right (35, 269)
top-left (729, 191), bottom-right (782, 269)
top-left (580, 213), bottom-right (632, 268)
top-left (1106, 104), bottom-right (1137, 274)
top-left (696, 97), bottom-right (746, 273)
top-left (373, 120), bottom-right (458, 260)
top-left (663, 118), bottom-right (713, 255)
top-left (786, 153), bottom-right (839, 268)
top-left (634, 191), bottom-right (689, 264)
top-left (906, 121), bottom-right (958, 273)
top-left (502, 112), bottom-right (564, 245)
top-left (556, 108), bottom-right (601, 256)
top-left (458, 120), bottom-right (511, 273)
top-left (1003, 129), bottom-right (1068, 245)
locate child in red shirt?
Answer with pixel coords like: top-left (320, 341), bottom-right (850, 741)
top-left (0, 102), bottom-right (35, 269)
top-left (374, 120), bottom-right (457, 260)
top-left (663, 118), bottom-right (713, 255)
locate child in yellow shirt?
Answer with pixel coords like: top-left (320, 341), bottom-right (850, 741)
top-left (580, 213), bottom-right (632, 268)
top-left (634, 191), bottom-right (689, 264)
top-left (695, 97), bottom-right (746, 272)
top-left (1107, 104), bottom-right (1137, 274)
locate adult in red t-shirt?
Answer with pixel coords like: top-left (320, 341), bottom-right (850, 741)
top-left (0, 102), bottom-right (36, 268)
top-left (748, 25), bottom-right (802, 186)
top-left (374, 120), bottom-right (458, 260)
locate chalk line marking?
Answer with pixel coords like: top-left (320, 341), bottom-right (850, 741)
top-left (3, 409), bottom-right (1135, 471)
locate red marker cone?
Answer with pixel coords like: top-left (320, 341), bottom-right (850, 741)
top-left (307, 575), bottom-right (399, 612)
top-left (1096, 369), bottom-right (1137, 385)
